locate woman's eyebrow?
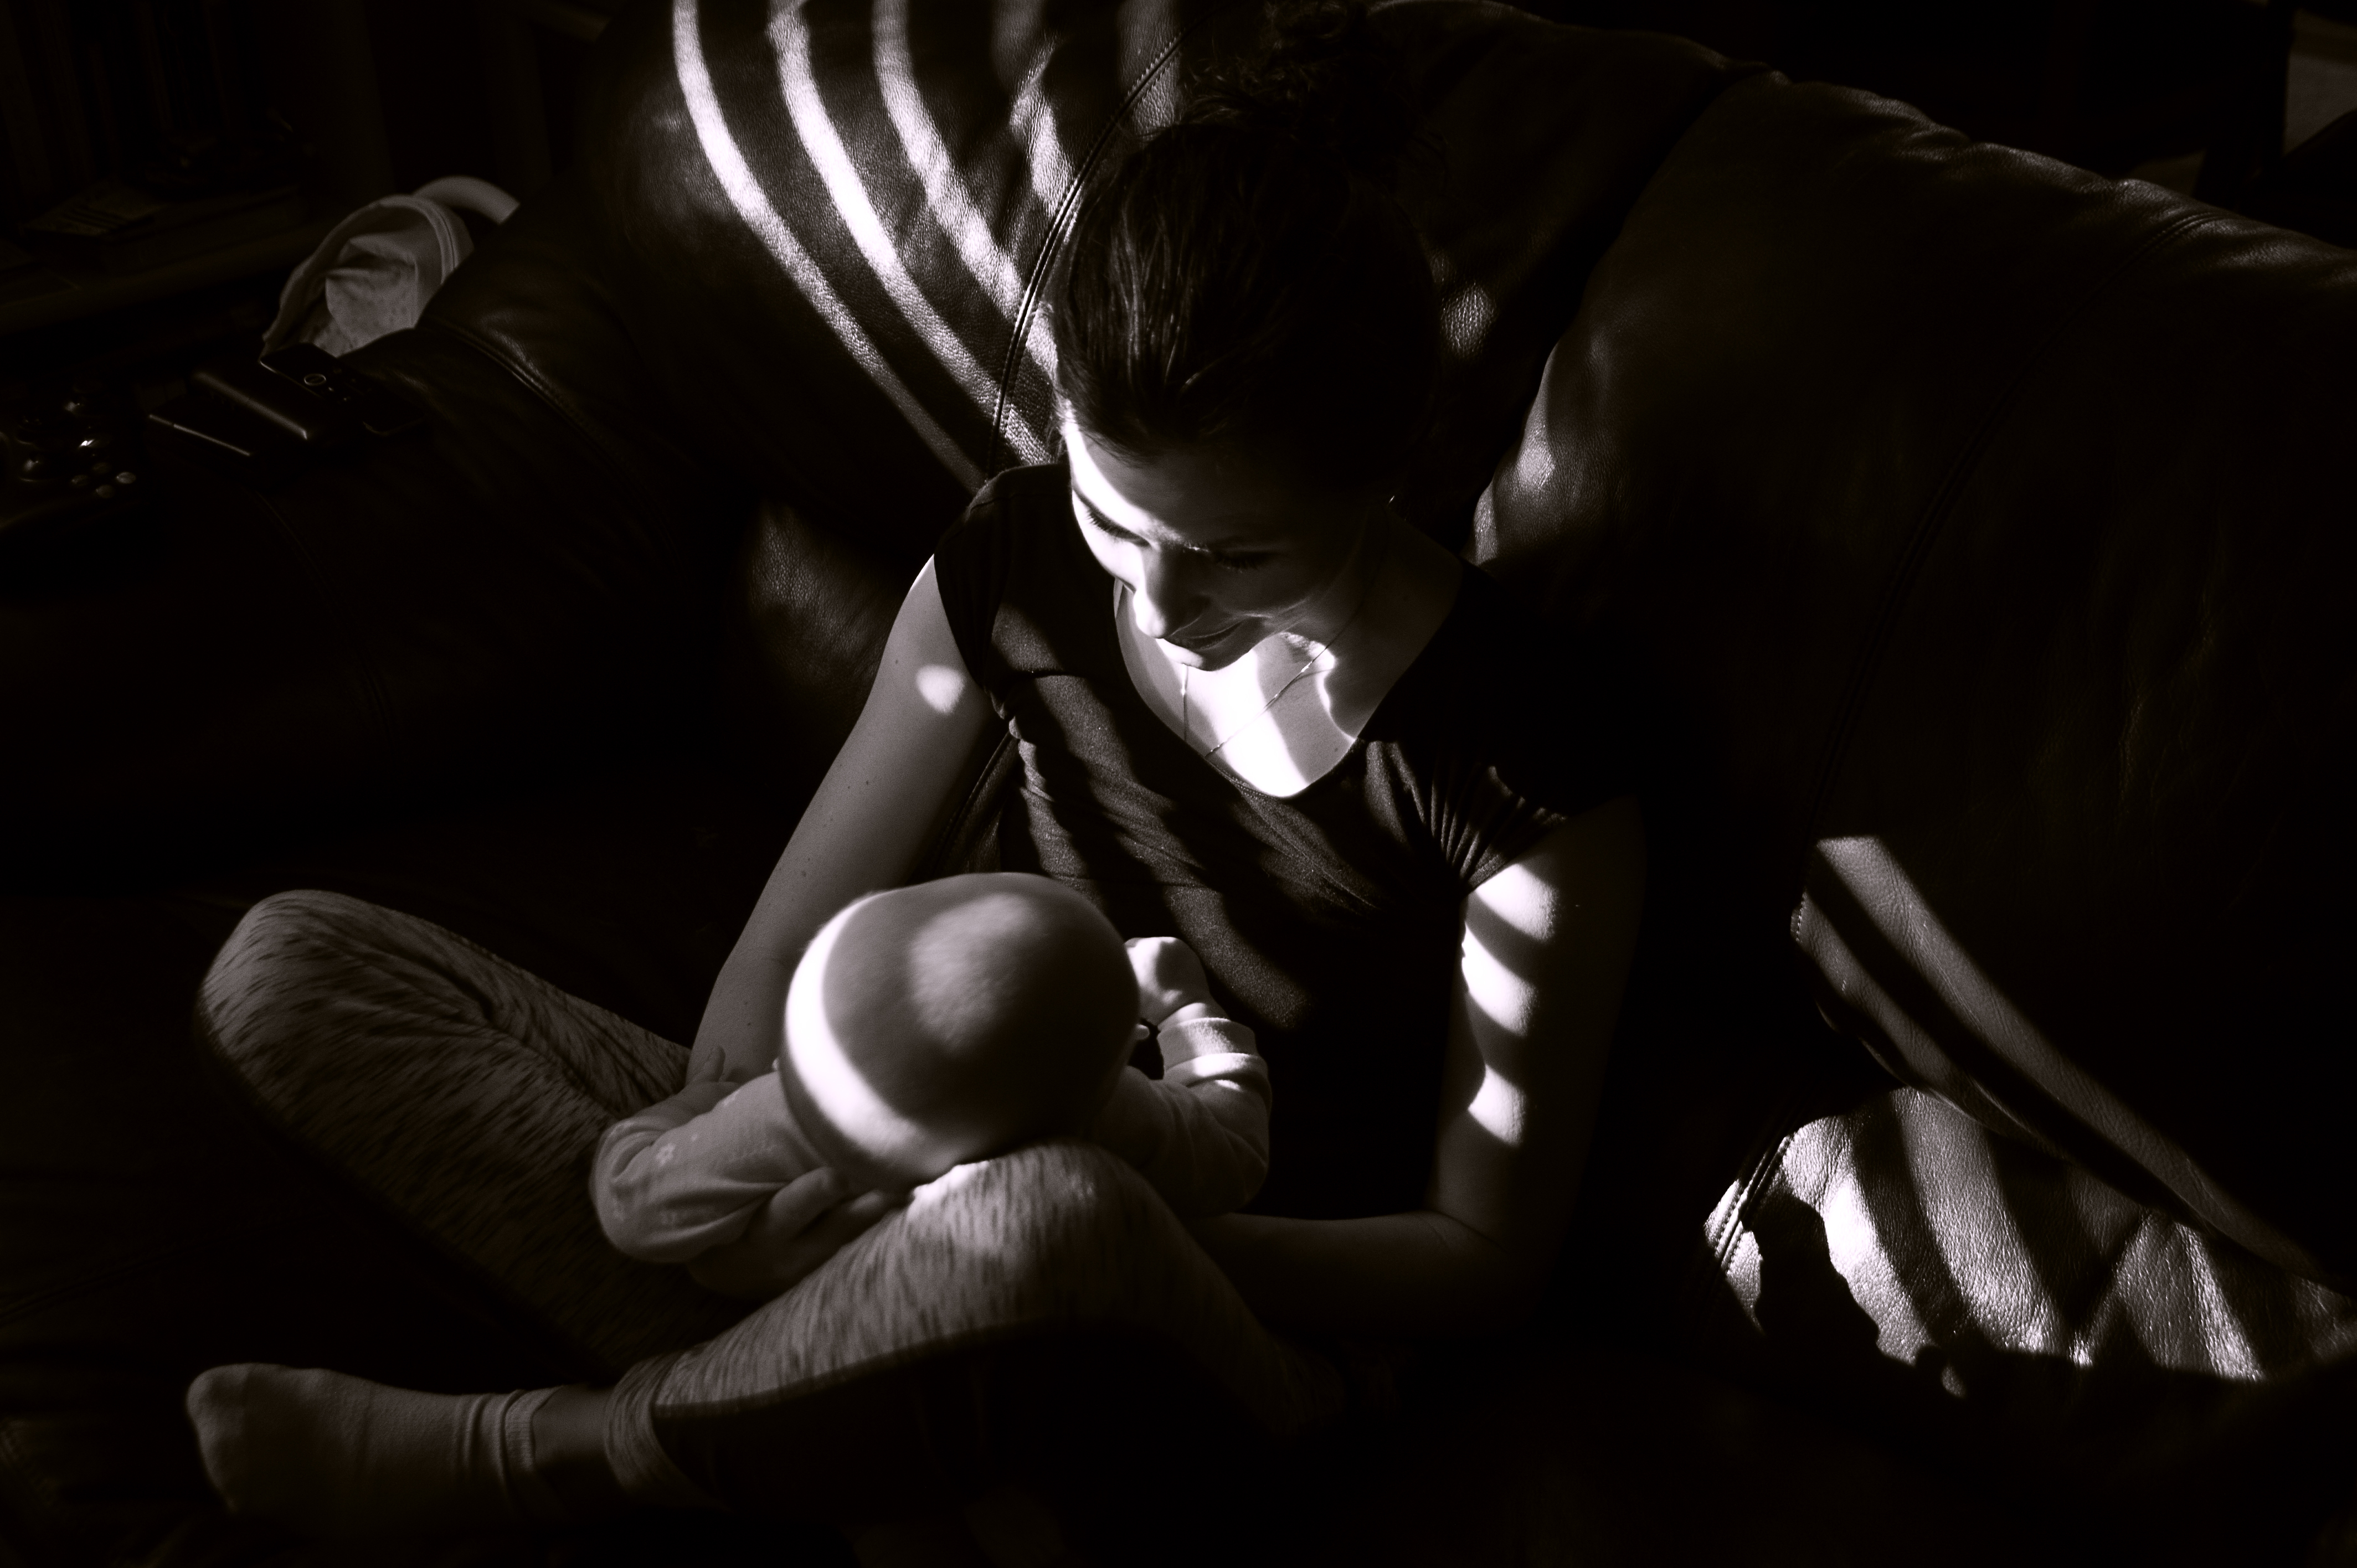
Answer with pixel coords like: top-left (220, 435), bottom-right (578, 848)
top-left (1069, 487), bottom-right (1268, 555)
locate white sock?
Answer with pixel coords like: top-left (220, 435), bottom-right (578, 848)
top-left (185, 1363), bottom-right (570, 1536)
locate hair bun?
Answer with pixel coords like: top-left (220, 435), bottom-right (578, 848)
top-left (1185, 0), bottom-right (1421, 189)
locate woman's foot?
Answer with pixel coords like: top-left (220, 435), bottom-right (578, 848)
top-left (184, 1363), bottom-right (567, 1536)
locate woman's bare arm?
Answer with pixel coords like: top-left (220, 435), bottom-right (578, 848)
top-left (688, 559), bottom-right (992, 1085)
top-left (1188, 793), bottom-right (1645, 1336)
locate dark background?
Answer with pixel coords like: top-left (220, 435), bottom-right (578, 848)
top-left (1, 0), bottom-right (616, 404)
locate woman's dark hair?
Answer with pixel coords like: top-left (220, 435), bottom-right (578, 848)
top-left (1054, 0), bottom-right (1438, 489)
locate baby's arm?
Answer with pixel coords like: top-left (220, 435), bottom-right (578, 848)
top-left (593, 1071), bottom-right (828, 1263)
top-left (1091, 938), bottom-right (1272, 1218)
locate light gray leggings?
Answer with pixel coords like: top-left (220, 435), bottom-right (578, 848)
top-left (195, 890), bottom-right (1346, 1520)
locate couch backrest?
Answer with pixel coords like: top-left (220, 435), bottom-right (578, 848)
top-left (1478, 70), bottom-right (2357, 1286)
top-left (434, 0), bottom-right (1746, 563)
top-left (410, 0), bottom-right (1748, 797)
top-left (0, 1), bottom-right (1748, 886)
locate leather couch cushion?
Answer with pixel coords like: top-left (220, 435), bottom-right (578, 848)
top-left (1695, 1086), bottom-right (2357, 1560)
top-left (1711, 1087), bottom-right (2357, 1388)
top-left (1478, 71), bottom-right (2357, 1286)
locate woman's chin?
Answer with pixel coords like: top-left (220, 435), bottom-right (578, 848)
top-left (1159, 632), bottom-right (1250, 671)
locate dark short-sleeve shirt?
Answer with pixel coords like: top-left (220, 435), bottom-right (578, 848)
top-left (935, 462), bottom-right (1626, 1219)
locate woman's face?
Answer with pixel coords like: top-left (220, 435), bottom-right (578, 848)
top-left (1064, 417), bottom-right (1382, 672)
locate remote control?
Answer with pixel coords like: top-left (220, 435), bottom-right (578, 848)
top-left (260, 342), bottom-right (428, 439)
top-left (191, 342), bottom-right (425, 448)
top-left (150, 342), bottom-right (428, 484)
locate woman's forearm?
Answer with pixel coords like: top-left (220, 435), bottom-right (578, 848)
top-left (688, 561), bottom-right (992, 1085)
top-left (689, 944), bottom-right (795, 1082)
top-left (1187, 1209), bottom-right (1541, 1337)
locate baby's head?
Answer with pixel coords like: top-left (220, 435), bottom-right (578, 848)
top-left (780, 873), bottom-right (1138, 1190)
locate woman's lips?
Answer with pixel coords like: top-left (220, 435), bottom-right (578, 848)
top-left (1147, 617), bottom-right (1211, 645)
top-left (1163, 627), bottom-right (1243, 661)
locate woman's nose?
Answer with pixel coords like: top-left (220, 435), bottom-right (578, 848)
top-left (1130, 549), bottom-right (1203, 639)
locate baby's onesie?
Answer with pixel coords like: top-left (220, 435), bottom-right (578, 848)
top-left (594, 1014), bottom-right (1271, 1263)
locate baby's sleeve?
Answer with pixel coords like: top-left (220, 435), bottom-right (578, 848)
top-left (1089, 1016), bottom-right (1270, 1218)
top-left (592, 1071), bottom-right (821, 1264)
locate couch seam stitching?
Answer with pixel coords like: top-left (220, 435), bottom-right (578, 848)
top-left (416, 316), bottom-right (673, 531)
top-left (990, 0), bottom-right (1254, 473)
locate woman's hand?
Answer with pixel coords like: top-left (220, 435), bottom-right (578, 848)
top-left (683, 1034), bottom-right (740, 1087)
top-left (1126, 936), bottom-right (1217, 1026)
top-left (685, 1168), bottom-right (905, 1300)
top-left (685, 1030), bottom-right (769, 1089)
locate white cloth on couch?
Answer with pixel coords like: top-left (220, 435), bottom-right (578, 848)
top-left (263, 176), bottom-right (517, 357)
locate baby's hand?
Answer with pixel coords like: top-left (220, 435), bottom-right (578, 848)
top-left (1126, 936), bottom-right (1217, 1027)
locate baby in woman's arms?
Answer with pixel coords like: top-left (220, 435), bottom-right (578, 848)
top-left (594, 871), bottom-right (1271, 1281)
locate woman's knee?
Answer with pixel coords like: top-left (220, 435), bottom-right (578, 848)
top-left (195, 890), bottom-right (418, 1067)
top-left (208, 889), bottom-right (383, 978)
top-left (200, 890), bottom-right (338, 1026)
top-left (896, 1140), bottom-right (1193, 1312)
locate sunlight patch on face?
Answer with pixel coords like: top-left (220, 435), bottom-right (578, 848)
top-left (915, 664), bottom-right (966, 715)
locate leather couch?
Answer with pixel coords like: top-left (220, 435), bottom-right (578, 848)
top-left (3, 0), bottom-right (2350, 1561)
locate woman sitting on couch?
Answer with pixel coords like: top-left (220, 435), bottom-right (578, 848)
top-left (183, 2), bottom-right (1645, 1552)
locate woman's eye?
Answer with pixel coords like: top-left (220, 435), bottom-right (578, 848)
top-left (1073, 499), bottom-right (1141, 547)
top-left (1213, 552), bottom-right (1274, 572)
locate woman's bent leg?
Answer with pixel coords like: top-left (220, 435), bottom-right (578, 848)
top-left (192, 1139), bottom-right (1337, 1541)
top-left (611, 1140), bottom-right (1349, 1536)
top-left (195, 889), bottom-right (747, 1374)
top-left (198, 899), bottom-right (1341, 1539)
